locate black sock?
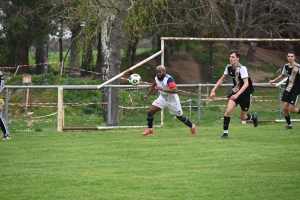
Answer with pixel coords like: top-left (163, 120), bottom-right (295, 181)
top-left (181, 116), bottom-right (193, 128)
top-left (285, 116), bottom-right (291, 125)
top-left (223, 116), bottom-right (230, 131)
top-left (246, 114), bottom-right (256, 120)
top-left (147, 114), bottom-right (154, 129)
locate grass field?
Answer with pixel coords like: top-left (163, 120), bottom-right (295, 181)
top-left (1, 121), bottom-right (300, 200)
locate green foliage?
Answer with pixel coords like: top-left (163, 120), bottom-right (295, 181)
top-left (125, 0), bottom-right (166, 39)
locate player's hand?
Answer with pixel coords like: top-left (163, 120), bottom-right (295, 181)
top-left (210, 91), bottom-right (215, 99)
top-left (143, 95), bottom-right (149, 101)
top-left (229, 94), bottom-right (238, 100)
top-left (269, 80), bottom-right (275, 84)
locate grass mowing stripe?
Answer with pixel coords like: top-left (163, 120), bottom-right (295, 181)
top-left (1, 122), bottom-right (300, 199)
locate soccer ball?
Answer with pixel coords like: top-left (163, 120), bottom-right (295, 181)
top-left (128, 74), bottom-right (142, 86)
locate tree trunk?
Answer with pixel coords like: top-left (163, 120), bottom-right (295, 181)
top-left (109, 0), bottom-right (128, 125)
top-left (208, 42), bottom-right (213, 81)
top-left (35, 40), bottom-right (49, 74)
top-left (94, 32), bottom-right (102, 80)
top-left (126, 38), bottom-right (138, 73)
top-left (126, 43), bottom-right (134, 71)
top-left (70, 25), bottom-right (81, 70)
top-left (101, 15), bottom-right (112, 123)
top-left (18, 45), bottom-right (30, 74)
top-left (81, 38), bottom-right (93, 76)
top-left (246, 42), bottom-right (257, 62)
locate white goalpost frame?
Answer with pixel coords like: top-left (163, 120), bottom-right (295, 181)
top-left (57, 37), bottom-right (300, 131)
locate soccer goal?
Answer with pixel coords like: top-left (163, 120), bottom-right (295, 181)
top-left (58, 37), bottom-right (300, 131)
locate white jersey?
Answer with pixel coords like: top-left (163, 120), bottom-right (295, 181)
top-left (155, 74), bottom-right (180, 103)
top-left (153, 74), bottom-right (183, 116)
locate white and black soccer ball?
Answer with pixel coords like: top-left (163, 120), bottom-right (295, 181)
top-left (128, 74), bottom-right (142, 86)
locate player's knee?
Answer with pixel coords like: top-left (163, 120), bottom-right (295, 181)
top-left (288, 107), bottom-right (296, 113)
top-left (176, 115), bottom-right (184, 121)
top-left (225, 108), bottom-right (233, 115)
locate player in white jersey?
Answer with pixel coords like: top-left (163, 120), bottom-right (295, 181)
top-left (269, 51), bottom-right (300, 129)
top-left (0, 71), bottom-right (11, 140)
top-left (210, 50), bottom-right (258, 139)
top-left (142, 65), bottom-right (196, 136)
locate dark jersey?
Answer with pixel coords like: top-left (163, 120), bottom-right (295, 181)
top-left (0, 71), bottom-right (4, 93)
top-left (224, 62), bottom-right (254, 95)
top-left (281, 63), bottom-right (300, 93)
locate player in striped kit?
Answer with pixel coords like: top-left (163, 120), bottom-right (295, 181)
top-left (0, 71), bottom-right (11, 140)
top-left (210, 50), bottom-right (258, 139)
top-left (142, 65), bottom-right (196, 136)
top-left (269, 51), bottom-right (300, 129)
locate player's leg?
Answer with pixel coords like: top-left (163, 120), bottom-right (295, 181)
top-left (176, 114), bottom-right (196, 136)
top-left (288, 93), bottom-right (300, 114)
top-left (0, 113), bottom-right (11, 140)
top-left (241, 94), bottom-right (258, 127)
top-left (167, 98), bottom-right (196, 136)
top-left (281, 90), bottom-right (292, 129)
top-left (282, 102), bottom-right (293, 129)
top-left (142, 97), bottom-right (165, 136)
top-left (220, 99), bottom-right (236, 139)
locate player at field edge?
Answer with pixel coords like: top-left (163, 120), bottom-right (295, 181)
top-left (269, 51), bottom-right (300, 129)
top-left (142, 65), bottom-right (196, 136)
top-left (210, 50), bottom-right (258, 139)
top-left (0, 71), bottom-right (11, 140)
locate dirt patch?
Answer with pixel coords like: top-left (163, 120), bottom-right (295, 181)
top-left (166, 51), bottom-right (203, 84)
top-left (134, 43), bottom-right (287, 84)
top-left (247, 69), bottom-right (274, 82)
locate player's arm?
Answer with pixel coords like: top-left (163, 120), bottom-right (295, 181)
top-left (161, 85), bottom-right (178, 93)
top-left (236, 77), bottom-right (248, 96)
top-left (0, 72), bottom-right (4, 93)
top-left (143, 81), bottom-right (156, 100)
top-left (269, 74), bottom-right (286, 84)
top-left (210, 74), bottom-right (226, 99)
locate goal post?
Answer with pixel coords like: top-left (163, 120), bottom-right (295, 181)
top-left (58, 37), bottom-right (300, 131)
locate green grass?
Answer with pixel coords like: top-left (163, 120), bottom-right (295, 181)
top-left (1, 121), bottom-right (300, 200)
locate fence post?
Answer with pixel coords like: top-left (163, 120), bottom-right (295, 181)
top-left (278, 86), bottom-right (282, 119)
top-left (5, 87), bottom-right (8, 121)
top-left (107, 86), bottom-right (111, 125)
top-left (57, 87), bottom-right (63, 131)
top-left (198, 85), bottom-right (201, 124)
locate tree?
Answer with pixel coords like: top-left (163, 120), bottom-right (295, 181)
top-left (50, 0), bottom-right (130, 125)
top-left (0, 0), bottom-right (54, 74)
top-left (124, 0), bottom-right (165, 71)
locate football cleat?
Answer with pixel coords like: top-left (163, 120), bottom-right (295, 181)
top-left (190, 124), bottom-right (196, 136)
top-left (284, 125), bottom-right (292, 130)
top-left (253, 112), bottom-right (259, 127)
top-left (3, 134), bottom-right (11, 140)
top-left (142, 129), bottom-right (153, 136)
top-left (220, 134), bottom-right (228, 139)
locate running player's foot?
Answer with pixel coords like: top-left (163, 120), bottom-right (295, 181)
top-left (190, 124), bottom-right (196, 136)
top-left (3, 134), bottom-right (11, 140)
top-left (220, 133), bottom-right (228, 139)
top-left (253, 112), bottom-right (259, 127)
top-left (142, 129), bottom-right (153, 136)
top-left (284, 125), bottom-right (292, 130)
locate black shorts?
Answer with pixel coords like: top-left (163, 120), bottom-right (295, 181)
top-left (281, 90), bottom-right (299, 105)
top-left (228, 92), bottom-right (252, 111)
